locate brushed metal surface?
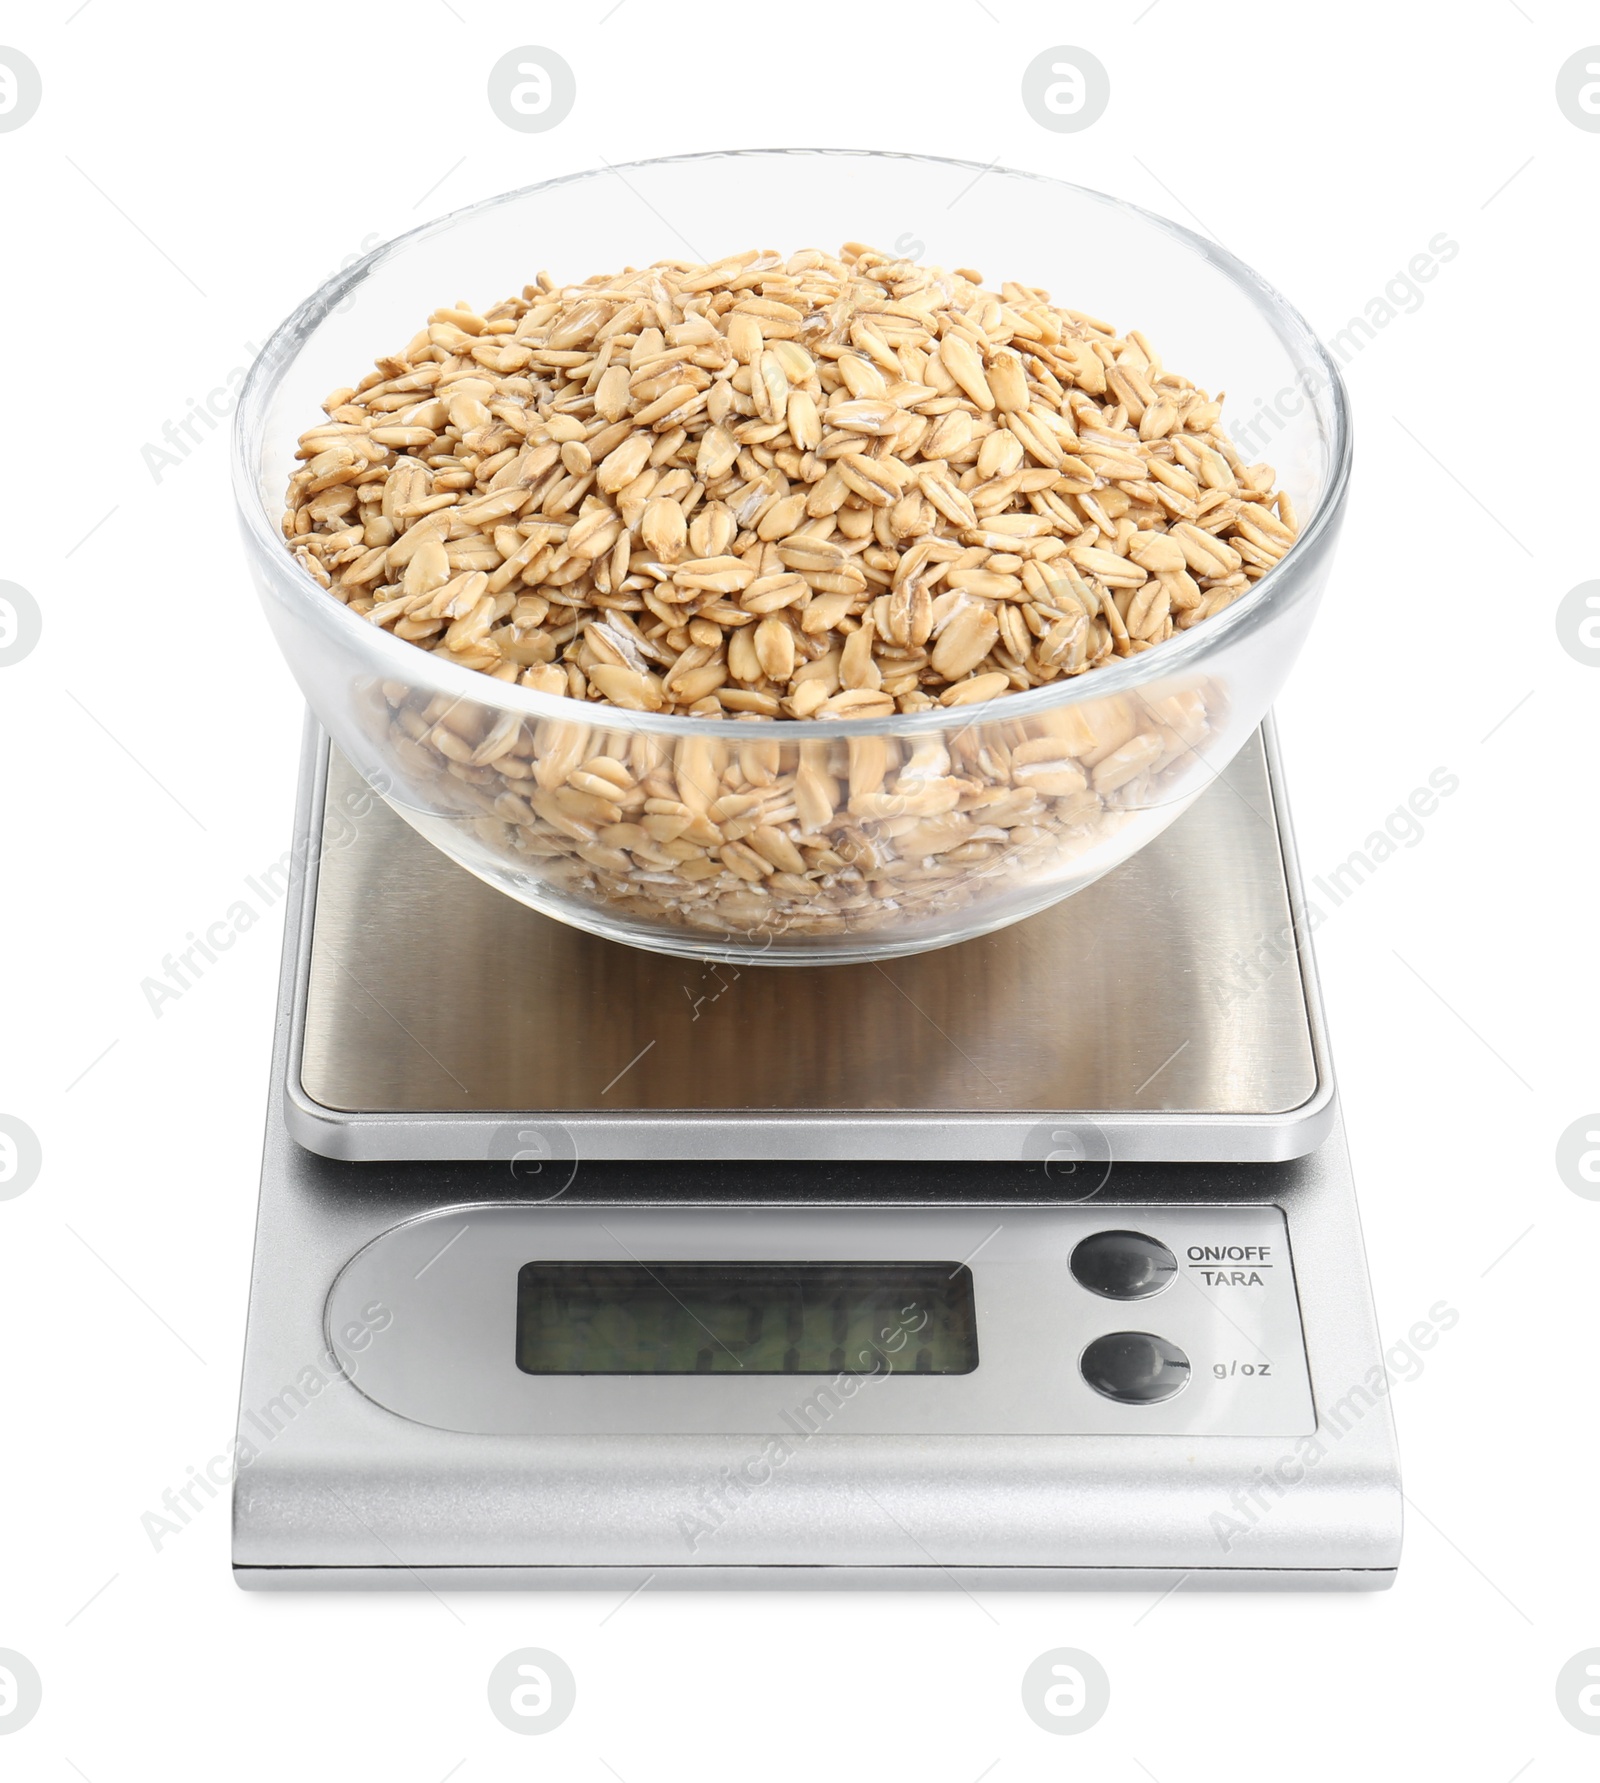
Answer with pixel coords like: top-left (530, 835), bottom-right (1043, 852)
top-left (234, 1085), bottom-right (1401, 1581)
top-left (298, 726), bottom-right (1319, 1138)
top-left (325, 1204), bottom-right (1313, 1438)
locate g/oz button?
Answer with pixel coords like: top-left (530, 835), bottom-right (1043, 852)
top-left (1070, 1230), bottom-right (1177, 1300)
top-left (1080, 1331), bottom-right (1190, 1404)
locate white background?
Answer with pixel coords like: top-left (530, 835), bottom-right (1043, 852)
top-left (1, 1), bottom-right (1594, 1776)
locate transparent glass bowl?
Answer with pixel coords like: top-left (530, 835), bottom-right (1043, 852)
top-left (234, 149), bottom-right (1349, 965)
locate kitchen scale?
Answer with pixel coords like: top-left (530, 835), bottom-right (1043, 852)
top-left (232, 717), bottom-right (1401, 1590)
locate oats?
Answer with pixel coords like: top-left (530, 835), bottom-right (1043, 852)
top-left (585, 664), bottom-right (664, 711)
top-left (640, 495), bottom-right (687, 562)
top-left (755, 493), bottom-right (808, 541)
top-left (754, 615), bottom-right (797, 682)
top-left (947, 569), bottom-right (1023, 600)
top-left (987, 350), bottom-right (1030, 414)
top-left (777, 537), bottom-right (849, 574)
top-left (836, 452), bottom-right (902, 506)
top-left (284, 239), bottom-right (1299, 944)
top-left (1128, 530), bottom-right (1187, 574)
top-left (673, 555), bottom-right (755, 595)
top-left (754, 350), bottom-right (790, 423)
top-left (939, 670), bottom-right (1011, 707)
top-left (1091, 732), bottom-right (1164, 794)
top-left (938, 334), bottom-right (996, 410)
top-left (916, 465), bottom-right (977, 530)
top-left (930, 603), bottom-right (1000, 681)
top-left (839, 620), bottom-right (882, 691)
top-left (820, 688), bottom-right (895, 718)
top-left (827, 399), bottom-right (902, 436)
top-left (1126, 579), bottom-right (1172, 642)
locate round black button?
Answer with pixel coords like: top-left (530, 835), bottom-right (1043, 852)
top-left (1080, 1331), bottom-right (1190, 1404)
top-left (1070, 1230), bottom-right (1177, 1301)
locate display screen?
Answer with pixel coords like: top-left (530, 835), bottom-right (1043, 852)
top-left (515, 1261), bottom-right (978, 1376)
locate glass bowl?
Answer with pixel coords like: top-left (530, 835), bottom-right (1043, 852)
top-left (233, 148), bottom-right (1349, 965)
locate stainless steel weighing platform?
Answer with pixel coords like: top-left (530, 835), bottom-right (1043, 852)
top-left (232, 720), bottom-right (1401, 1589)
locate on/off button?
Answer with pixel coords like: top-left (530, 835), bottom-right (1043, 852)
top-left (1069, 1230), bottom-right (1177, 1301)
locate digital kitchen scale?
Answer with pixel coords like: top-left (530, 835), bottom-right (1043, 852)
top-left (232, 718), bottom-right (1401, 1590)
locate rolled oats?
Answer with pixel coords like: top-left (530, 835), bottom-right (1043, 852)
top-left (290, 243), bottom-right (1297, 949)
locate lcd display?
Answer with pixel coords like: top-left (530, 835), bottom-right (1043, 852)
top-left (515, 1261), bottom-right (978, 1375)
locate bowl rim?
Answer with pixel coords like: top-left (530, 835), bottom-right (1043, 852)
top-left (233, 145), bottom-right (1351, 740)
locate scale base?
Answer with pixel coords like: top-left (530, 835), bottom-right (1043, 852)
top-left (233, 1135), bottom-right (1399, 1589)
top-left (233, 720), bottom-right (1400, 1590)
